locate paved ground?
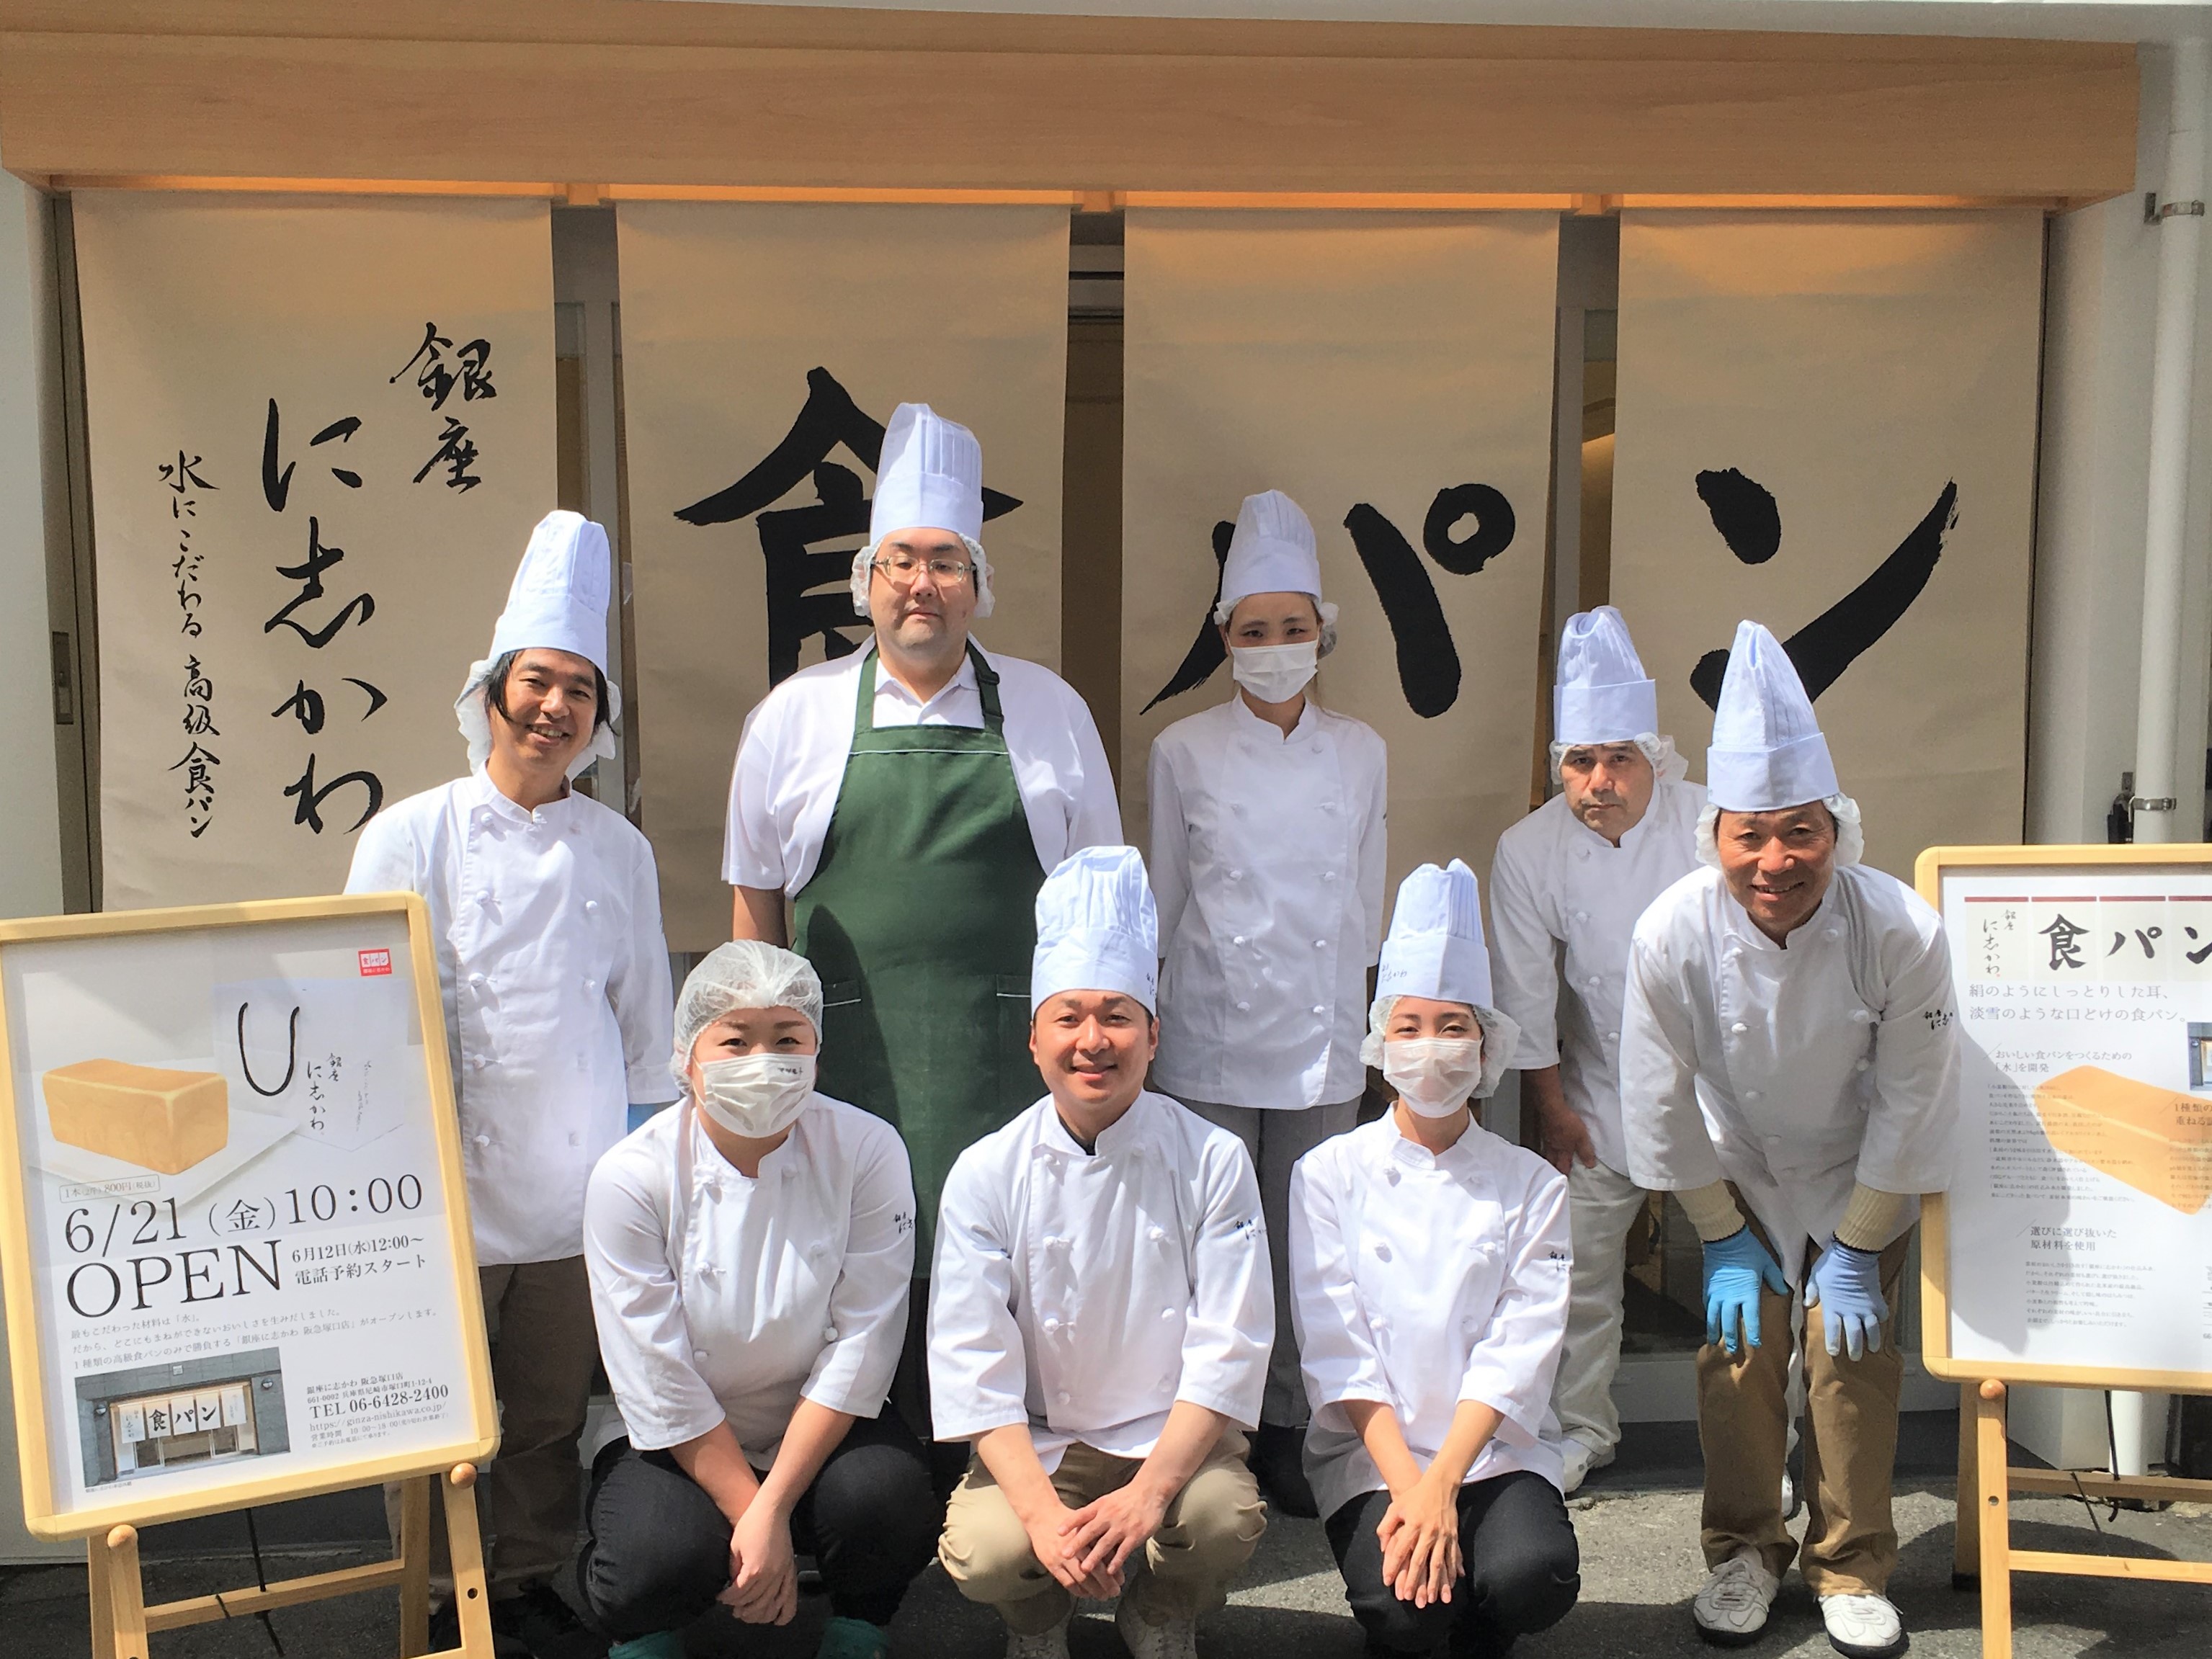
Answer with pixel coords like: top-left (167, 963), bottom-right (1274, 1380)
top-left (10, 1417), bottom-right (2211, 1658)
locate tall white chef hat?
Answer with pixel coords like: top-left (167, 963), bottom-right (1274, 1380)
top-left (849, 402), bottom-right (996, 621)
top-left (1215, 490), bottom-right (1326, 620)
top-left (1030, 846), bottom-right (1159, 1014)
top-left (455, 510), bottom-right (620, 779)
top-left (1554, 604), bottom-right (1659, 746)
top-left (1705, 620), bottom-right (1837, 811)
top-left (1360, 859), bottom-right (1519, 1096)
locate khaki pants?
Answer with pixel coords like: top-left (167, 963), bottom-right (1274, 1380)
top-left (387, 1256), bottom-right (599, 1598)
top-left (1698, 1208), bottom-right (1912, 1597)
top-left (939, 1432), bottom-right (1267, 1634)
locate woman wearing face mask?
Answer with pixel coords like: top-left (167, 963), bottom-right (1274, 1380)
top-left (1288, 862), bottom-right (1581, 1659)
top-left (1146, 488), bottom-right (1388, 1519)
top-left (574, 942), bottom-right (936, 1659)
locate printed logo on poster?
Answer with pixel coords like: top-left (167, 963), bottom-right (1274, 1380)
top-left (357, 949), bottom-right (392, 977)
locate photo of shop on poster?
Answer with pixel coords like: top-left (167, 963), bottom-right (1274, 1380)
top-left (0, 893), bottom-right (494, 1538)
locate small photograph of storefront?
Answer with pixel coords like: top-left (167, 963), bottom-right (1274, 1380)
top-left (74, 1348), bottom-right (288, 1489)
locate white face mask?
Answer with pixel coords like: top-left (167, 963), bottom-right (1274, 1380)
top-left (1230, 640), bottom-right (1319, 705)
top-left (1383, 1037), bottom-right (1486, 1118)
top-left (693, 1053), bottom-right (815, 1139)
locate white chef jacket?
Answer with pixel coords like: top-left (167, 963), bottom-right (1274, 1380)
top-left (1288, 1115), bottom-right (1571, 1522)
top-left (1149, 697), bottom-right (1388, 1109)
top-left (346, 770), bottom-right (677, 1265)
top-left (1619, 862), bottom-right (1959, 1282)
top-left (723, 643), bottom-right (1123, 895)
top-left (583, 1095), bottom-right (916, 1464)
top-left (1489, 779), bottom-right (1705, 1173)
top-left (927, 1091), bottom-right (1271, 1472)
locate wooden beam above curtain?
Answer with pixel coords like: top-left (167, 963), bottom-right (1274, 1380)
top-left (0, 1), bottom-right (2139, 207)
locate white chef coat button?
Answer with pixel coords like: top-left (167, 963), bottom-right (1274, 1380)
top-left (1236, 1001), bottom-right (1251, 1012)
top-left (1856, 1059), bottom-right (1871, 1073)
top-left (1731, 1022), bottom-right (1748, 1034)
top-left (1160, 1307), bottom-right (1176, 1320)
top-left (1375, 1243), bottom-right (1391, 1261)
top-left (1322, 800), bottom-right (1337, 812)
top-left (822, 1325), bottom-right (837, 1341)
top-left (1230, 869), bottom-right (1244, 881)
top-left (1313, 939), bottom-right (1326, 949)
top-left (1577, 847), bottom-right (1590, 861)
top-left (1765, 1134), bottom-right (1783, 1146)
top-left (1149, 1225), bottom-right (1167, 1242)
top-left (1311, 1004), bottom-right (1325, 1015)
top-left (1746, 1090), bottom-right (1763, 1102)
top-left (1231, 803), bottom-right (1247, 817)
top-left (568, 1132), bottom-right (580, 1146)
top-left (1043, 1318), bottom-right (1061, 1333)
top-left (469, 1055), bottom-right (486, 1071)
top-left (1606, 1031), bottom-right (1619, 1043)
top-left (584, 899), bottom-right (599, 914)
top-left (581, 977), bottom-right (596, 993)
top-left (1826, 929), bottom-right (1839, 941)
top-left (1575, 910), bottom-right (1590, 923)
top-left (1323, 871), bottom-right (1337, 882)
top-left (1386, 1168), bottom-right (1401, 1186)
top-left (1586, 977), bottom-right (1601, 988)
top-left (469, 972), bottom-right (486, 986)
top-left (692, 1349), bottom-right (708, 1363)
top-left (1852, 1010), bottom-right (1873, 1024)
top-left (1056, 1391), bottom-right (1072, 1405)
top-left (1233, 935), bottom-right (1247, 946)
top-left (474, 1134), bottom-right (490, 1148)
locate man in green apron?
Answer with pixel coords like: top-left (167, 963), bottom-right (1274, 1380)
top-left (723, 403), bottom-right (1121, 1459)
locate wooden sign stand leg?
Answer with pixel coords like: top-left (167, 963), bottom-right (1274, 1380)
top-left (1976, 1380), bottom-right (2015, 1659)
top-left (81, 1463), bottom-right (496, 1659)
top-left (1952, 1379), bottom-right (1980, 1587)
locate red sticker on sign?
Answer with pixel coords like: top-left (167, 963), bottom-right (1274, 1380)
top-left (357, 949), bottom-right (392, 977)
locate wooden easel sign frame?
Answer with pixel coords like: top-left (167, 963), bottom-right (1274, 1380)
top-left (0, 895), bottom-right (500, 1656)
top-left (1915, 844), bottom-right (2212, 1659)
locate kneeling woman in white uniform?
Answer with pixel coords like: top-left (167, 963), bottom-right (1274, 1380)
top-left (1289, 862), bottom-right (1581, 1659)
top-left (576, 942), bottom-right (936, 1659)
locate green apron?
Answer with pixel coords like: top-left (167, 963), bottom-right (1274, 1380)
top-left (793, 643), bottom-right (1046, 1266)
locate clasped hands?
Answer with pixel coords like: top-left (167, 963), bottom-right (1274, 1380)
top-left (1020, 1477), bottom-right (1174, 1599)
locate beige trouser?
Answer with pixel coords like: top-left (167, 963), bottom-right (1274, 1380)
top-left (939, 1432), bottom-right (1267, 1635)
top-left (1178, 1096), bottom-right (1362, 1425)
top-left (386, 1256), bottom-right (599, 1598)
top-left (1698, 1204), bottom-right (1912, 1597)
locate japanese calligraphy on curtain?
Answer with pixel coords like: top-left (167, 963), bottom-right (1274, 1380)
top-left (73, 194), bottom-right (557, 909)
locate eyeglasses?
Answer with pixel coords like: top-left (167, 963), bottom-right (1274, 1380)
top-left (872, 553), bottom-right (973, 584)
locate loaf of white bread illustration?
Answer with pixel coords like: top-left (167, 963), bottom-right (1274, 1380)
top-left (43, 1059), bottom-right (231, 1175)
top-left (2032, 1064), bottom-right (2212, 1215)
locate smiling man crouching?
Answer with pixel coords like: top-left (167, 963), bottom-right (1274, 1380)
top-left (927, 846), bottom-right (1272, 1659)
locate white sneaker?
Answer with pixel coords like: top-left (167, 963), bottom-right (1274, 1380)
top-left (1005, 1614), bottom-right (1071, 1659)
top-left (1782, 1470), bottom-right (1801, 1521)
top-left (1115, 1593), bottom-right (1198, 1659)
top-left (1693, 1550), bottom-right (1780, 1647)
top-left (1559, 1437), bottom-right (1613, 1495)
top-left (1819, 1593), bottom-right (1906, 1659)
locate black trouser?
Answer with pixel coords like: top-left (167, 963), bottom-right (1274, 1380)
top-left (574, 1412), bottom-right (938, 1640)
top-left (1325, 1470), bottom-right (1581, 1655)
top-left (890, 1279), bottom-right (976, 1499)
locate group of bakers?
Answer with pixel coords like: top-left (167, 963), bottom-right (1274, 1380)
top-left (348, 402), bottom-right (1959, 1659)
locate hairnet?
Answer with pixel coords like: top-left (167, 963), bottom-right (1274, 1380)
top-left (1695, 792), bottom-right (1864, 869)
top-left (1548, 732), bottom-right (1683, 785)
top-left (671, 940), bottom-right (824, 1091)
top-left (1359, 996), bottom-right (1520, 1100)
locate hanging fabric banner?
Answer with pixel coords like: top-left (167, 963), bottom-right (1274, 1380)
top-left (1608, 210), bottom-right (2044, 874)
top-left (74, 194), bottom-right (558, 911)
top-left (618, 202), bottom-right (1071, 949)
top-left (1121, 210), bottom-right (1558, 889)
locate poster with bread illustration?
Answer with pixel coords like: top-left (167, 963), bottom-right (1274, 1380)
top-left (0, 896), bottom-right (494, 1537)
top-left (1925, 851), bottom-right (2212, 1390)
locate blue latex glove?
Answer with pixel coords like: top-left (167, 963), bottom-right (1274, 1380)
top-left (1806, 1236), bottom-right (1888, 1360)
top-left (1701, 1225), bottom-right (1791, 1356)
